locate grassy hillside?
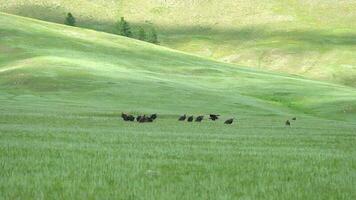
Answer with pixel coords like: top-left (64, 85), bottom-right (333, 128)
top-left (1, 13), bottom-right (356, 199)
top-left (1, 0), bottom-right (356, 86)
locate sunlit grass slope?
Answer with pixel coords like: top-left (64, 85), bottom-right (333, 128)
top-left (1, 0), bottom-right (356, 86)
top-left (0, 13), bottom-right (356, 199)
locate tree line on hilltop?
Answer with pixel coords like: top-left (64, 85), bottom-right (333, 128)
top-left (65, 13), bottom-right (159, 44)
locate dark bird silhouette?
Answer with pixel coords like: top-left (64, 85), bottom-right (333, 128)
top-left (209, 114), bottom-right (220, 121)
top-left (146, 117), bottom-right (153, 123)
top-left (136, 115), bottom-right (142, 122)
top-left (139, 115), bottom-right (147, 123)
top-left (292, 117), bottom-right (297, 121)
top-left (121, 113), bottom-right (127, 118)
top-left (150, 114), bottom-right (157, 120)
top-left (286, 120), bottom-right (291, 126)
top-left (224, 118), bottom-right (234, 124)
top-left (121, 113), bottom-right (129, 121)
top-left (178, 114), bottom-right (187, 121)
top-left (187, 116), bottom-right (194, 122)
top-left (195, 116), bottom-right (204, 122)
top-left (127, 115), bottom-right (135, 121)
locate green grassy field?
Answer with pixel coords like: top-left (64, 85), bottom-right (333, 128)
top-left (1, 12), bottom-right (356, 199)
top-left (1, 0), bottom-right (356, 86)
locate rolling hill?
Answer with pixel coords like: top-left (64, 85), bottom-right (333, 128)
top-left (1, 12), bottom-right (356, 120)
top-left (1, 0), bottom-right (356, 86)
top-left (0, 12), bottom-right (356, 199)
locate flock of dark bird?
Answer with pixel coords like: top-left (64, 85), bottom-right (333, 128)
top-left (178, 114), bottom-right (234, 124)
top-left (122, 113), bottom-right (297, 126)
top-left (121, 113), bottom-right (157, 123)
top-left (121, 113), bottom-right (234, 124)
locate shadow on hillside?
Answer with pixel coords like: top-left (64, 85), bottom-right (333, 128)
top-left (1, 5), bottom-right (118, 33)
top-left (2, 5), bottom-right (67, 24)
top-left (158, 25), bottom-right (356, 47)
top-left (3, 4), bottom-right (356, 48)
top-left (78, 21), bottom-right (356, 49)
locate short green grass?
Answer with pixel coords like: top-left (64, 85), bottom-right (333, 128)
top-left (1, 13), bottom-right (356, 199)
top-left (1, 0), bottom-right (356, 86)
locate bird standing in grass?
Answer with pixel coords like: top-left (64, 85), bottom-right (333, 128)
top-left (195, 116), bottom-right (204, 122)
top-left (179, 114), bottom-right (187, 121)
top-left (121, 113), bottom-right (129, 121)
top-left (292, 117), bottom-right (297, 121)
top-left (224, 118), bottom-right (234, 124)
top-left (209, 114), bottom-right (220, 121)
top-left (146, 117), bottom-right (153, 123)
top-left (139, 115), bottom-right (147, 123)
top-left (187, 116), bottom-right (194, 122)
top-left (136, 115), bottom-right (142, 122)
top-left (150, 114), bottom-right (157, 120)
top-left (128, 115), bottom-right (135, 121)
top-left (286, 120), bottom-right (291, 126)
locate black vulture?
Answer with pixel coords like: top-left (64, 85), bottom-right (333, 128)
top-left (136, 115), bottom-right (142, 122)
top-left (121, 113), bottom-right (129, 121)
top-left (224, 118), bottom-right (234, 124)
top-left (209, 114), bottom-right (220, 121)
top-left (195, 116), bottom-right (204, 122)
top-left (128, 115), bottom-right (135, 121)
top-left (179, 114), bottom-right (187, 121)
top-left (150, 114), bottom-right (157, 120)
top-left (286, 120), bottom-right (291, 126)
top-left (121, 113), bottom-right (127, 118)
top-left (187, 116), bottom-right (194, 122)
top-left (139, 115), bottom-right (147, 123)
top-left (146, 117), bottom-right (153, 123)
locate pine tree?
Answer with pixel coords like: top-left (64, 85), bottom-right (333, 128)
top-left (65, 13), bottom-right (76, 26)
top-left (138, 27), bottom-right (146, 41)
top-left (116, 17), bottom-right (132, 37)
top-left (148, 27), bottom-right (159, 44)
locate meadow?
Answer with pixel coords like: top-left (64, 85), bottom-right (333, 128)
top-left (0, 12), bottom-right (356, 199)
